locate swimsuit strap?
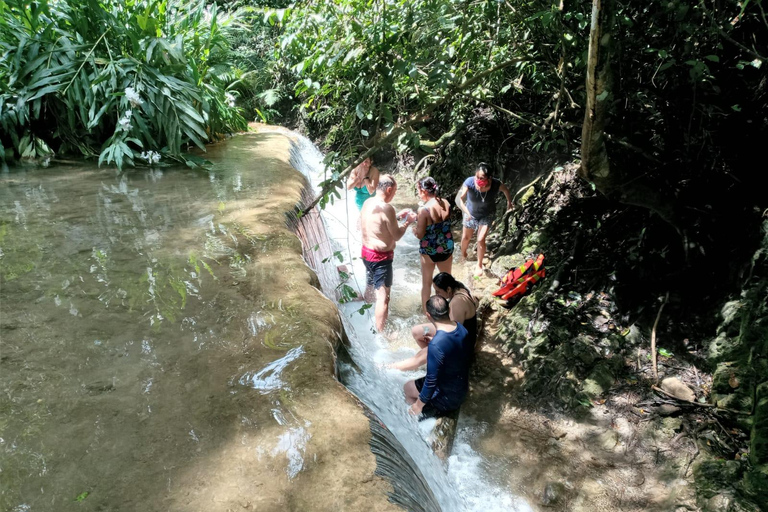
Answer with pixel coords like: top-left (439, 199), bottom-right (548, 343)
top-left (453, 288), bottom-right (479, 309)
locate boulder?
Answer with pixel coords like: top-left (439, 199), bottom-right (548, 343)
top-left (660, 377), bottom-right (696, 402)
top-left (540, 481), bottom-right (567, 507)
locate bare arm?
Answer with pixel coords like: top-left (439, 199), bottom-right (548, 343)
top-left (412, 206), bottom-right (428, 240)
top-left (390, 348), bottom-right (427, 371)
top-left (455, 185), bottom-right (471, 217)
top-left (386, 205), bottom-right (414, 241)
top-left (366, 167), bottom-right (380, 194)
top-left (346, 168), bottom-right (362, 190)
top-left (499, 182), bottom-right (513, 210)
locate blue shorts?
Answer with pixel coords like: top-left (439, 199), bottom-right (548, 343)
top-left (462, 213), bottom-right (493, 230)
top-left (364, 258), bottom-right (394, 289)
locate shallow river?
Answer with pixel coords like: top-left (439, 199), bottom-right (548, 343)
top-left (1, 130), bottom-right (530, 511)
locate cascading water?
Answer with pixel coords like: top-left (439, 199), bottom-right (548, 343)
top-left (285, 129), bottom-right (533, 512)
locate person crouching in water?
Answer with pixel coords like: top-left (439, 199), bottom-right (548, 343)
top-left (390, 272), bottom-right (478, 371)
top-left (404, 295), bottom-right (473, 418)
top-left (455, 162), bottom-right (513, 277)
top-left (361, 174), bottom-right (417, 332)
top-left (411, 177), bottom-right (454, 313)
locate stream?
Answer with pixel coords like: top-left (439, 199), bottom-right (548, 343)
top-left (285, 128), bottom-right (532, 512)
top-left (0, 129), bottom-right (531, 511)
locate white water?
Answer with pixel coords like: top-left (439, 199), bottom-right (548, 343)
top-left (287, 131), bottom-right (532, 512)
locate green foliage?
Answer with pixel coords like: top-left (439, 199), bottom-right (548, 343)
top-left (0, 0), bottom-right (247, 168)
top-left (269, 0), bottom-right (575, 167)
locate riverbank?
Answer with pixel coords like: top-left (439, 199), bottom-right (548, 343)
top-left (451, 163), bottom-right (765, 512)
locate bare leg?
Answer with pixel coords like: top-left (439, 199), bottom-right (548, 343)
top-left (374, 285), bottom-right (391, 332)
top-left (436, 256), bottom-right (452, 277)
top-left (460, 226), bottom-right (474, 261)
top-left (411, 323), bottom-right (433, 349)
top-left (420, 254), bottom-right (436, 314)
top-left (363, 283), bottom-right (375, 303)
top-left (404, 380), bottom-right (420, 404)
top-left (475, 223), bottom-right (490, 276)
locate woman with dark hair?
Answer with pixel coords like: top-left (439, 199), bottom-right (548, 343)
top-left (411, 177), bottom-right (454, 311)
top-left (389, 272), bottom-right (478, 371)
top-left (455, 162), bottom-right (513, 277)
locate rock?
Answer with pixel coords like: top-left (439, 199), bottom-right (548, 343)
top-left (660, 377), bottom-right (695, 402)
top-left (750, 381), bottom-right (768, 466)
top-left (703, 493), bottom-right (734, 511)
top-left (540, 481), bottom-right (566, 507)
top-left (657, 404), bottom-right (681, 416)
top-left (429, 411), bottom-right (459, 461)
top-left (599, 429), bottom-right (620, 451)
top-left (568, 335), bottom-right (599, 366)
top-left (489, 254), bottom-right (525, 279)
top-left (582, 363), bottom-right (615, 398)
top-left (661, 417), bottom-right (683, 432)
top-left (742, 464), bottom-right (768, 510)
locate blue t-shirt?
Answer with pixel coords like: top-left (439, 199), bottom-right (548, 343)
top-left (418, 322), bottom-right (472, 412)
top-left (463, 177), bottom-right (501, 219)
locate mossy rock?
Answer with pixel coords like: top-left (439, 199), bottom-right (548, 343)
top-left (519, 231), bottom-right (544, 257)
top-left (711, 363), bottom-right (755, 414)
top-left (694, 458), bottom-right (746, 499)
top-left (566, 335), bottom-right (600, 366)
top-left (708, 332), bottom-right (745, 364)
top-left (750, 381), bottom-right (768, 466)
top-left (581, 362), bottom-right (615, 398)
top-left (742, 464), bottom-right (768, 509)
top-left (489, 254), bottom-right (526, 278)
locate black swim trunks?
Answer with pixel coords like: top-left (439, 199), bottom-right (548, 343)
top-left (414, 377), bottom-right (455, 420)
top-left (362, 246), bottom-right (394, 290)
top-left (364, 259), bottom-right (393, 289)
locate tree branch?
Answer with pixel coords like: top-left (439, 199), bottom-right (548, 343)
top-left (300, 56), bottom-right (531, 214)
top-left (460, 92), bottom-right (546, 131)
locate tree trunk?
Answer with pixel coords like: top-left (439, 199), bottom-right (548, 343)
top-left (580, 0), bottom-right (682, 233)
top-left (580, 0), bottom-right (613, 189)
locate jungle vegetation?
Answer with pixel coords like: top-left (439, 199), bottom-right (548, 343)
top-left (2, 0), bottom-right (766, 507)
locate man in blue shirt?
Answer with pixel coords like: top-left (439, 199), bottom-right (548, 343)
top-left (404, 295), bottom-right (473, 418)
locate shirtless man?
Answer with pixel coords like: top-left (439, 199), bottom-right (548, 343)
top-left (360, 174), bottom-right (416, 332)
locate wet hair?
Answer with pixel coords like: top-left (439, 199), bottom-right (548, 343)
top-left (475, 162), bottom-right (493, 178)
top-left (418, 177), bottom-right (439, 196)
top-left (433, 272), bottom-right (469, 295)
top-left (426, 295), bottom-right (451, 321)
top-left (377, 174), bottom-right (396, 192)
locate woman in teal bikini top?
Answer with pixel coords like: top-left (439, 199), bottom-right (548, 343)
top-left (346, 157), bottom-right (380, 210)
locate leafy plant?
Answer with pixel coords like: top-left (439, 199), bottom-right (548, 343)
top-left (0, 0), bottom-right (247, 168)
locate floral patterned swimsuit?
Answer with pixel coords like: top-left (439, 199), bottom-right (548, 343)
top-left (419, 202), bottom-right (454, 263)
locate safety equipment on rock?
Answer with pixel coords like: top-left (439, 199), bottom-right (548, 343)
top-left (492, 253), bottom-right (546, 304)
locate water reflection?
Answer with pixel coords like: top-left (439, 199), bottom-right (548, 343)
top-left (238, 346), bottom-right (305, 393)
top-left (0, 135), bottom-right (329, 511)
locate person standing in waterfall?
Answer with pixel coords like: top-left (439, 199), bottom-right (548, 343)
top-left (455, 162), bottom-right (513, 277)
top-left (411, 177), bottom-right (454, 313)
top-left (360, 174), bottom-right (417, 332)
top-left (404, 295), bottom-right (472, 418)
top-left (346, 157), bottom-right (380, 210)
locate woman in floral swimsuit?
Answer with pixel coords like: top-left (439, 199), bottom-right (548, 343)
top-left (411, 177), bottom-right (454, 312)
